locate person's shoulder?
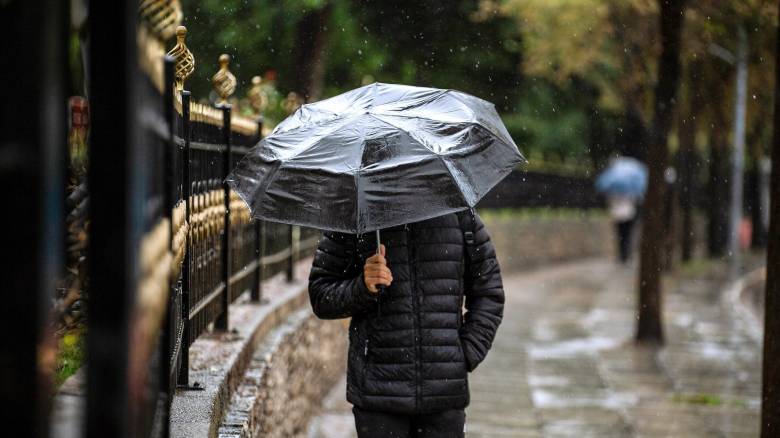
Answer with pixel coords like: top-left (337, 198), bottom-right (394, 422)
top-left (320, 230), bottom-right (359, 248)
top-left (431, 212), bottom-right (462, 229)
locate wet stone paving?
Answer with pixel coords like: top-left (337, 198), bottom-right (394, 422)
top-left (309, 259), bottom-right (761, 437)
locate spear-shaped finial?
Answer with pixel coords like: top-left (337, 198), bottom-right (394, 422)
top-left (139, 0), bottom-right (183, 40)
top-left (283, 91), bottom-right (303, 115)
top-left (166, 25), bottom-right (194, 90)
top-left (212, 54), bottom-right (237, 105)
top-left (247, 76), bottom-right (269, 114)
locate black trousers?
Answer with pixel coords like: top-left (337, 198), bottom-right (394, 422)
top-left (353, 407), bottom-right (465, 438)
top-left (616, 218), bottom-right (635, 263)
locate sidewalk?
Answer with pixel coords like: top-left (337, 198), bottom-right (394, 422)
top-left (309, 259), bottom-right (761, 437)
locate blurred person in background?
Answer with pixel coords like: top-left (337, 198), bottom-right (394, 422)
top-left (608, 193), bottom-right (640, 263)
top-left (596, 156), bottom-right (648, 264)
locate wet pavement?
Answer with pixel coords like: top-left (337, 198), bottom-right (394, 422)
top-left (309, 258), bottom-right (761, 437)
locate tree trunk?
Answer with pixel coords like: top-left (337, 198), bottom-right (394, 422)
top-left (756, 156), bottom-right (771, 247)
top-left (662, 171), bottom-right (678, 271)
top-left (708, 114), bottom-right (731, 257)
top-left (636, 0), bottom-right (686, 344)
top-left (293, 3), bottom-right (333, 102)
top-left (749, 103), bottom-right (770, 249)
top-left (621, 103), bottom-right (650, 161)
top-left (761, 2), bottom-right (780, 434)
top-left (729, 26), bottom-right (749, 279)
top-left (678, 62), bottom-right (703, 261)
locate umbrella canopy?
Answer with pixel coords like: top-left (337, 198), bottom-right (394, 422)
top-left (226, 82), bottom-right (525, 234)
top-left (595, 156), bottom-right (648, 197)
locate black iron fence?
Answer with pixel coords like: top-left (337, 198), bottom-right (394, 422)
top-left (169, 97), bottom-right (319, 364)
top-left (478, 169), bottom-right (603, 210)
top-left (78, 8), bottom-right (321, 436)
top-left (158, 52), bottom-right (320, 416)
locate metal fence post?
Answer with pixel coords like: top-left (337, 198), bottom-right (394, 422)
top-left (178, 90), bottom-right (192, 385)
top-left (287, 225), bottom-right (298, 282)
top-left (1, 2), bottom-right (65, 436)
top-left (86, 1), bottom-right (138, 436)
top-left (160, 54), bottom-right (176, 437)
top-left (216, 104), bottom-right (232, 330)
top-left (761, 8), bottom-right (780, 433)
top-left (252, 116), bottom-right (264, 302)
top-left (256, 221), bottom-right (266, 300)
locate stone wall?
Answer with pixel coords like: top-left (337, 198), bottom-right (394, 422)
top-left (254, 313), bottom-right (347, 438)
top-left (480, 212), bottom-right (616, 274)
top-left (218, 310), bottom-right (348, 438)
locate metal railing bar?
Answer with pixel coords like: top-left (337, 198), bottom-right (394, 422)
top-left (168, 316), bottom-right (185, 370)
top-left (298, 235), bottom-right (320, 253)
top-left (188, 283), bottom-right (225, 320)
top-left (261, 247), bottom-right (292, 265)
top-left (229, 259), bottom-right (259, 286)
top-left (231, 145), bottom-right (251, 154)
top-left (173, 136), bottom-right (225, 153)
top-left (191, 140), bottom-right (225, 153)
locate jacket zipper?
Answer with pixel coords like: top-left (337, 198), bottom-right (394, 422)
top-left (408, 224), bottom-right (421, 412)
top-left (362, 334), bottom-right (369, 386)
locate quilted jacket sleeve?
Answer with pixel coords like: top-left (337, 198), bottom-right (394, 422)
top-left (460, 213), bottom-right (505, 371)
top-left (308, 231), bottom-right (378, 319)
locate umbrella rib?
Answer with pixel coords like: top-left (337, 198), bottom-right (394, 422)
top-left (446, 92), bottom-right (518, 147)
top-left (365, 113), bottom-right (440, 155)
top-left (276, 113), bottom-right (364, 162)
top-left (354, 118), bottom-right (366, 234)
top-left (364, 113), bottom-right (474, 208)
top-left (438, 155), bottom-right (475, 208)
top-left (370, 82), bottom-right (379, 108)
top-left (370, 89), bottom-right (450, 114)
top-left (367, 113), bottom-right (522, 159)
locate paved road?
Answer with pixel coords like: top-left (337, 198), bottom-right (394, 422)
top-left (309, 259), bottom-right (761, 437)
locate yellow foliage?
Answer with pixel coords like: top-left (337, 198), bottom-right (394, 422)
top-left (501, 0), bottom-right (615, 83)
top-left (496, 0), bottom-right (661, 115)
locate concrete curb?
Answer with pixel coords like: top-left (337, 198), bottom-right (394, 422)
top-left (722, 266), bottom-right (766, 344)
top-left (171, 259), bottom-right (314, 438)
top-left (217, 308), bottom-right (347, 438)
top-left (217, 308), bottom-right (312, 437)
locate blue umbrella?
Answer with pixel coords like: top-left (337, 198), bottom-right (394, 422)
top-left (595, 157), bottom-right (648, 197)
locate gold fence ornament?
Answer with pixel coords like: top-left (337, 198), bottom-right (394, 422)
top-left (247, 76), bottom-right (269, 114)
top-left (283, 91), bottom-right (303, 115)
top-left (212, 54), bottom-right (237, 105)
top-left (139, 0), bottom-right (183, 41)
top-left (166, 25), bottom-right (194, 90)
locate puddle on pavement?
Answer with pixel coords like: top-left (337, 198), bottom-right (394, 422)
top-left (528, 336), bottom-right (621, 359)
top-left (531, 388), bottom-right (639, 409)
top-left (527, 374), bottom-right (571, 387)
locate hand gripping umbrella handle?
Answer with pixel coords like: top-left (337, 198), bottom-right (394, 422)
top-left (376, 229), bottom-right (383, 317)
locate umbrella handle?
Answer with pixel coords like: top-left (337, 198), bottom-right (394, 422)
top-left (375, 229), bottom-right (383, 316)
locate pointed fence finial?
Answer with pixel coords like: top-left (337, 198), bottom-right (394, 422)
top-left (212, 54), bottom-right (237, 105)
top-left (247, 76), bottom-right (268, 114)
top-left (166, 25), bottom-right (194, 90)
top-left (283, 91), bottom-right (303, 115)
top-left (139, 0), bottom-right (183, 40)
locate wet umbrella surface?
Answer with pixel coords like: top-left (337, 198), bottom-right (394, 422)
top-left (595, 157), bottom-right (648, 198)
top-left (226, 82), bottom-right (525, 234)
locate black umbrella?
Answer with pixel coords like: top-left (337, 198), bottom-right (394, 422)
top-left (227, 82), bottom-right (524, 250)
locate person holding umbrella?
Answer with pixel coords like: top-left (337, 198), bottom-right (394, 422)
top-left (595, 155), bottom-right (648, 263)
top-left (227, 83), bottom-right (524, 437)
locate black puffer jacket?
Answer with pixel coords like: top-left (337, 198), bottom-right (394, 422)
top-left (308, 212), bottom-right (504, 414)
